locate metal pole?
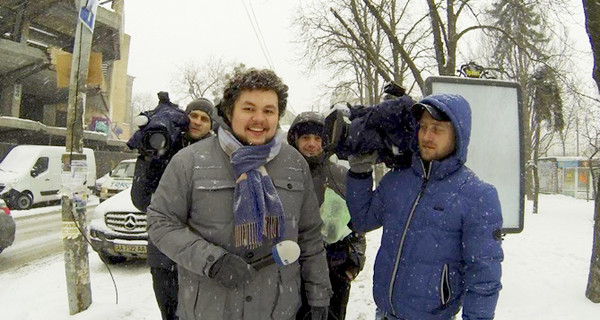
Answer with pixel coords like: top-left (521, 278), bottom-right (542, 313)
top-left (61, 0), bottom-right (97, 314)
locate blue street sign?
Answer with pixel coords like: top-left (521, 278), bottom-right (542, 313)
top-left (79, 0), bottom-right (99, 32)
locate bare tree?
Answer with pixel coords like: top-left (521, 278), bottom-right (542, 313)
top-left (293, 0), bottom-right (440, 105)
top-left (294, 0), bottom-right (533, 103)
top-left (171, 57), bottom-right (245, 103)
top-left (583, 0), bottom-right (600, 303)
top-left (131, 92), bottom-right (155, 116)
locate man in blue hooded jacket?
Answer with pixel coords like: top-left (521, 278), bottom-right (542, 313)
top-left (346, 93), bottom-right (503, 320)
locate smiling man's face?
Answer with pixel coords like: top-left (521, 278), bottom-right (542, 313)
top-left (230, 89), bottom-right (279, 145)
top-left (297, 134), bottom-right (323, 157)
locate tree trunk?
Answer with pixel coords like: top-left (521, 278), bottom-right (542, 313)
top-left (522, 85), bottom-right (534, 200)
top-left (586, 176), bottom-right (600, 302)
top-left (583, 0), bottom-right (600, 303)
top-left (532, 122), bottom-right (540, 214)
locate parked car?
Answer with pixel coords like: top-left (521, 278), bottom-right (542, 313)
top-left (0, 145), bottom-right (96, 210)
top-left (94, 173), bottom-right (109, 196)
top-left (99, 158), bottom-right (136, 202)
top-left (89, 186), bottom-right (147, 263)
top-left (0, 199), bottom-right (15, 254)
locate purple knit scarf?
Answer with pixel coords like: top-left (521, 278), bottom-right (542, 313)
top-left (218, 126), bottom-right (286, 248)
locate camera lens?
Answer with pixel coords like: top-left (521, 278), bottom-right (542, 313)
top-left (148, 132), bottom-right (167, 151)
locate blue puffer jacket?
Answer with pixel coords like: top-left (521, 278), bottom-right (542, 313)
top-left (347, 93), bottom-right (503, 320)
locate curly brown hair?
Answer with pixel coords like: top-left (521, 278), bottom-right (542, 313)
top-left (218, 68), bottom-right (289, 124)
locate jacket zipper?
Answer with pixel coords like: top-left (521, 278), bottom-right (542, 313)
top-left (387, 161), bottom-right (431, 316)
top-left (440, 263), bottom-right (451, 306)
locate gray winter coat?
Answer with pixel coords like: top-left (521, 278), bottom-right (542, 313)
top-left (147, 136), bottom-right (332, 320)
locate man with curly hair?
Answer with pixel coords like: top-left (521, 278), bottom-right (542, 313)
top-left (147, 68), bottom-right (332, 320)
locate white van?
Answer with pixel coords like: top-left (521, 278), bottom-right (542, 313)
top-left (0, 145), bottom-right (96, 210)
top-left (99, 158), bottom-right (136, 202)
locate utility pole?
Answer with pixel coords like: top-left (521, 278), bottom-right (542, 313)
top-left (61, 0), bottom-right (98, 315)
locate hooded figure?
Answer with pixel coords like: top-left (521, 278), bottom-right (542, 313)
top-left (346, 93), bottom-right (503, 320)
top-left (288, 111), bottom-right (366, 320)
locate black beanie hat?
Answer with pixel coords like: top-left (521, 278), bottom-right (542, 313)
top-left (185, 98), bottom-right (214, 119)
top-left (295, 122), bottom-right (323, 138)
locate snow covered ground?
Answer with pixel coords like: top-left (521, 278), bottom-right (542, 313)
top-left (1, 194), bottom-right (599, 319)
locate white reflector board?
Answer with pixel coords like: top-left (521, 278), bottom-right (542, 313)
top-left (425, 76), bottom-right (524, 233)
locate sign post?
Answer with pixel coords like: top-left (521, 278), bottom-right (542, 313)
top-left (62, 0), bottom-right (98, 314)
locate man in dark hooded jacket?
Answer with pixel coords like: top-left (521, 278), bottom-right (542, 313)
top-left (346, 93), bottom-right (503, 320)
top-left (131, 97), bottom-right (215, 320)
top-left (288, 111), bottom-right (366, 320)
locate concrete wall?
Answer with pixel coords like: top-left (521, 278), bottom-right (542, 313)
top-left (108, 33), bottom-right (132, 140)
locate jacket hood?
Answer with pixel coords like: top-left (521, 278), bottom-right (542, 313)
top-left (287, 111), bottom-right (325, 147)
top-left (413, 93), bottom-right (471, 171)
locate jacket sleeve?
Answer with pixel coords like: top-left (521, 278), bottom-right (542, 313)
top-left (325, 162), bottom-right (348, 200)
top-left (346, 171), bottom-right (386, 233)
top-left (146, 152), bottom-right (227, 276)
top-left (130, 155), bottom-right (169, 212)
top-left (298, 161), bottom-right (333, 307)
top-left (461, 183), bottom-right (504, 320)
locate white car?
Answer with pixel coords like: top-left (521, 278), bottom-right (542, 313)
top-left (99, 159), bottom-right (136, 202)
top-left (89, 186), bottom-right (147, 263)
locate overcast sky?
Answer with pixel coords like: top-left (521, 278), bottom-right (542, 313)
top-left (123, 0), bottom-right (326, 114)
top-left (122, 0), bottom-right (594, 116)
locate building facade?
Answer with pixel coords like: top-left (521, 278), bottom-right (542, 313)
top-left (0, 0), bottom-right (134, 145)
top-left (538, 157), bottom-right (600, 200)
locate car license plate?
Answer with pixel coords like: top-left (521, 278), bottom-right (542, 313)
top-left (111, 181), bottom-right (132, 189)
top-left (114, 244), bottom-right (147, 254)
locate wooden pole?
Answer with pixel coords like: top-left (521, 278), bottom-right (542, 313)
top-left (61, 0), bottom-right (97, 314)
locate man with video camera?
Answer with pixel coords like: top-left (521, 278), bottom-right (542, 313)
top-left (129, 93), bottom-right (215, 320)
top-left (345, 93), bottom-right (504, 320)
top-left (287, 111), bottom-right (366, 320)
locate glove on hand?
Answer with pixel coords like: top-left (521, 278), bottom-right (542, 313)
top-left (209, 253), bottom-right (257, 289)
top-left (349, 152), bottom-right (378, 173)
top-left (346, 232), bottom-right (367, 271)
top-left (310, 306), bottom-right (329, 320)
top-left (344, 232), bottom-right (367, 280)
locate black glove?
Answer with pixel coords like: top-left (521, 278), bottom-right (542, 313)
top-left (349, 152), bottom-right (378, 173)
top-left (208, 253), bottom-right (256, 289)
top-left (346, 232), bottom-right (367, 271)
top-left (310, 306), bottom-right (328, 320)
top-left (344, 232), bottom-right (367, 280)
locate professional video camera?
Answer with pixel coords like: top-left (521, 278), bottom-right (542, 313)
top-left (127, 92), bottom-right (190, 160)
top-left (322, 82), bottom-right (417, 169)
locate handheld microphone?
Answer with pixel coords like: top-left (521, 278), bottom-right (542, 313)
top-left (251, 240), bottom-right (301, 270)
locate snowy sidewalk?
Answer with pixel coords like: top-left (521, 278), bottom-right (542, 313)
top-left (1, 194), bottom-right (599, 319)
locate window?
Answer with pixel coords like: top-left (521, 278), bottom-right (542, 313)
top-left (31, 157), bottom-right (49, 177)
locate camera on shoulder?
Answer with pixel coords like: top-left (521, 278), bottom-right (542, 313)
top-left (322, 82), bottom-right (417, 169)
top-left (127, 91), bottom-right (190, 160)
